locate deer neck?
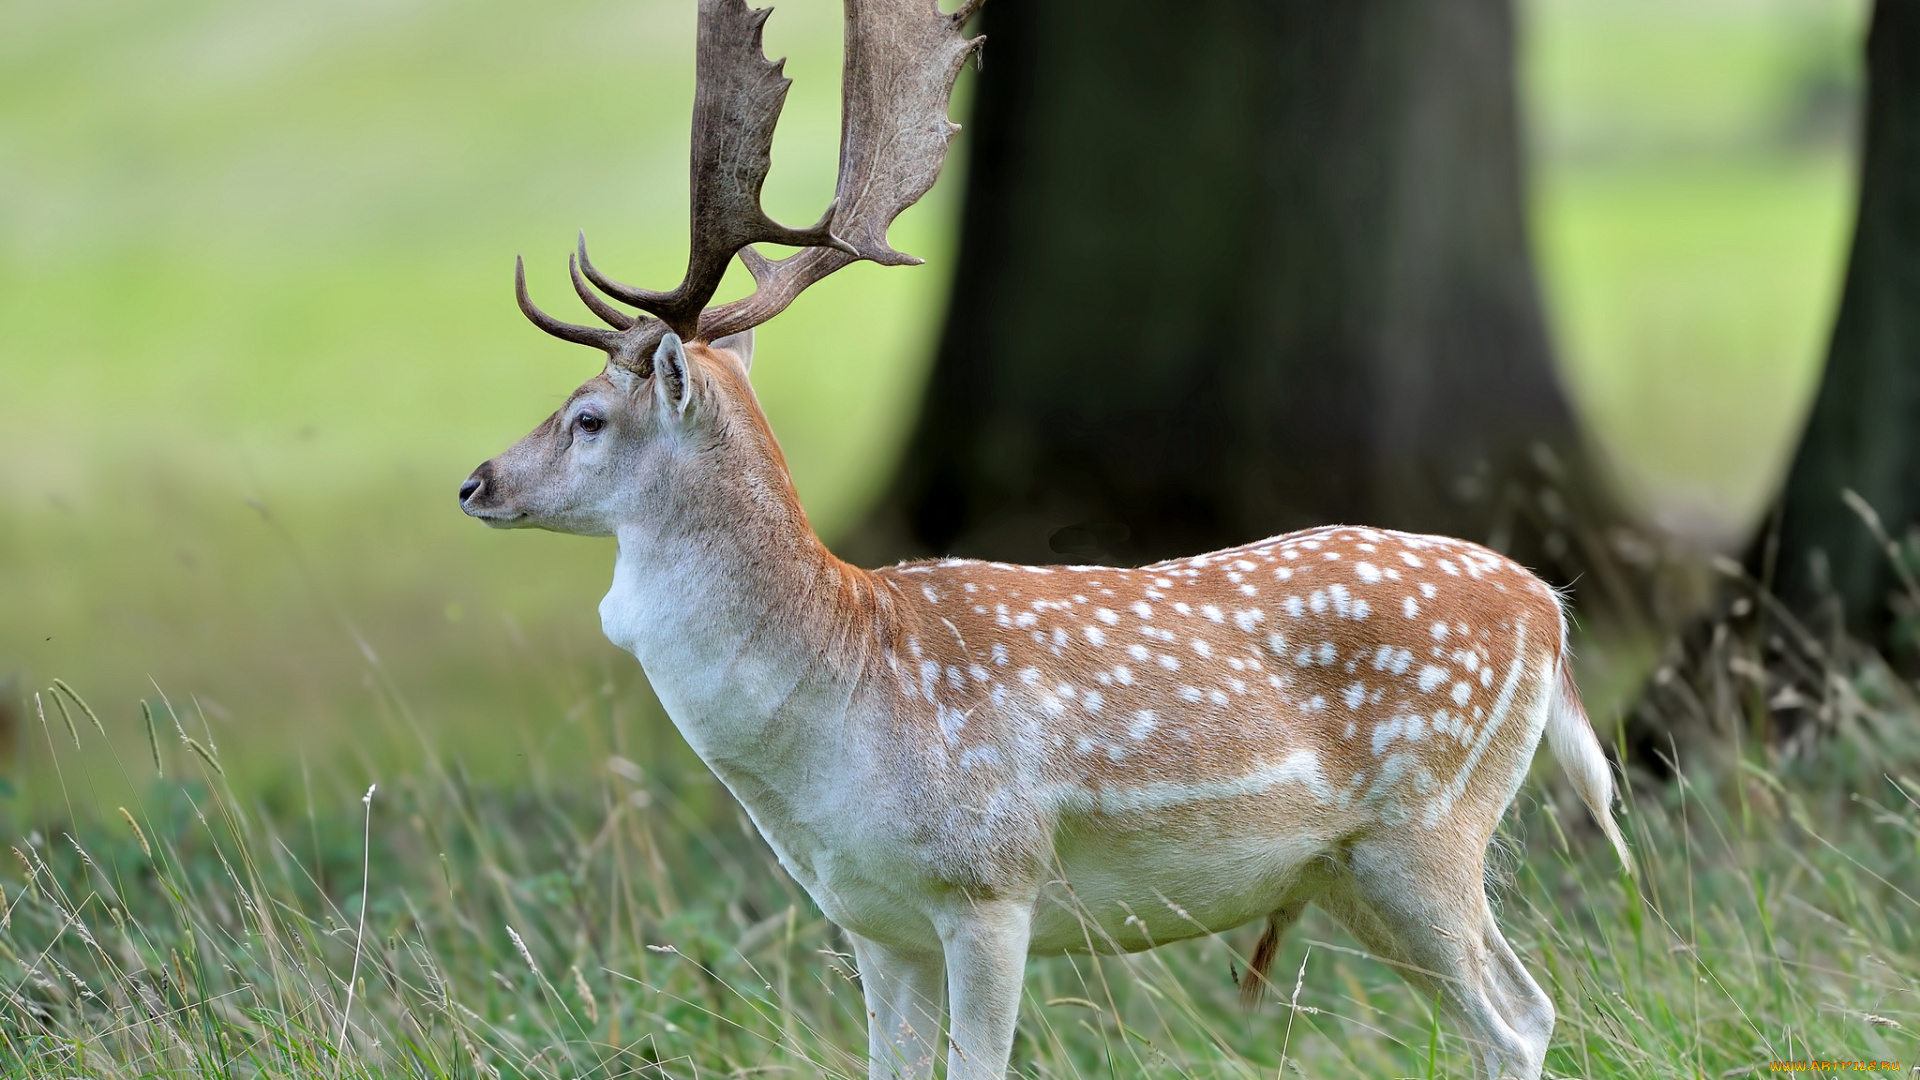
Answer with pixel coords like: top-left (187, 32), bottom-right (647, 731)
top-left (598, 449), bottom-right (873, 780)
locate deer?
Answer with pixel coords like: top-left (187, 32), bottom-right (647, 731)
top-left (458, 1), bottom-right (1633, 1076)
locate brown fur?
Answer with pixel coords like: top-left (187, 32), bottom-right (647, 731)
top-left (1239, 915), bottom-right (1282, 1003)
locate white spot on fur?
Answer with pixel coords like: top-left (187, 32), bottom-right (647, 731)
top-left (1432, 621), bottom-right (1449, 641)
top-left (1356, 562), bottom-right (1382, 583)
top-left (1343, 682), bottom-right (1367, 710)
top-left (1451, 682), bottom-right (1473, 706)
top-left (959, 745), bottom-right (1000, 769)
top-left (1418, 665), bottom-right (1449, 693)
top-left (939, 706), bottom-right (966, 745)
top-left (1402, 596), bottom-right (1419, 618)
top-left (1095, 607), bottom-right (1120, 625)
top-left (1371, 717), bottom-right (1403, 755)
top-left (1327, 584), bottom-right (1353, 617)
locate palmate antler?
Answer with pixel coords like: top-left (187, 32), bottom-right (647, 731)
top-left (517, 0), bottom-right (984, 374)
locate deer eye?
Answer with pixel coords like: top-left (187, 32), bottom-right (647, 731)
top-left (575, 412), bottom-right (604, 434)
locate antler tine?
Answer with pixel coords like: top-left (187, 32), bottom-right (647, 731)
top-left (515, 256), bottom-right (629, 353)
top-left (568, 246), bottom-right (637, 330)
top-left (514, 0), bottom-right (980, 361)
top-left (826, 0), bottom-right (984, 265)
top-left (575, 232), bottom-right (656, 318)
top-left (694, 0), bottom-right (984, 342)
top-left (580, 0), bottom-right (853, 339)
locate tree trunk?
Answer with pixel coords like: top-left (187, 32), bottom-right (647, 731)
top-left (1761, 0), bottom-right (1920, 655)
top-left (854, 0), bottom-right (1585, 570)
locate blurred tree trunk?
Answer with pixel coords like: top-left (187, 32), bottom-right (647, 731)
top-left (853, 0), bottom-right (1596, 570)
top-left (1625, 3), bottom-right (1910, 771)
top-left (1760, 0), bottom-right (1920, 656)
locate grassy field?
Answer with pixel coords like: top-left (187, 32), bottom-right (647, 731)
top-left (2, 661), bottom-right (1916, 1077)
top-left (3, 0), bottom-right (1911, 1075)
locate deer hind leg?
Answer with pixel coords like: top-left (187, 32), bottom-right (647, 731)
top-left (1481, 908), bottom-right (1554, 1060)
top-left (1319, 843), bottom-right (1548, 1080)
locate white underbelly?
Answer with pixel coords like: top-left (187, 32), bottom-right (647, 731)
top-left (1028, 824), bottom-right (1332, 954)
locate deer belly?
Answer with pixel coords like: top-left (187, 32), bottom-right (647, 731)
top-left (1027, 819), bottom-right (1335, 955)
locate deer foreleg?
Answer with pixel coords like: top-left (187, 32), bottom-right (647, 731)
top-left (850, 932), bottom-right (945, 1080)
top-left (937, 898), bottom-right (1033, 1080)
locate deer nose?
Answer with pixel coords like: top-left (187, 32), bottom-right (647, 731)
top-left (459, 464), bottom-right (490, 506)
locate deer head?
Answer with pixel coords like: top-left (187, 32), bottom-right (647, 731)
top-left (460, 0), bottom-right (982, 540)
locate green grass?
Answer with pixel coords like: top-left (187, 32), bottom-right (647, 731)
top-left (2, 658), bottom-right (1916, 1077)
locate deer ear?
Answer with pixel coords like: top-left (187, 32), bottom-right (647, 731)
top-left (708, 329), bottom-right (754, 372)
top-left (653, 333), bottom-right (693, 418)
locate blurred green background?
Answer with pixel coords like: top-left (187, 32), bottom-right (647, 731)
top-left (0, 0), bottom-right (1869, 793)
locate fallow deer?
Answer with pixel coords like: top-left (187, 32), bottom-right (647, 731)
top-left (459, 1), bottom-right (1632, 1076)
